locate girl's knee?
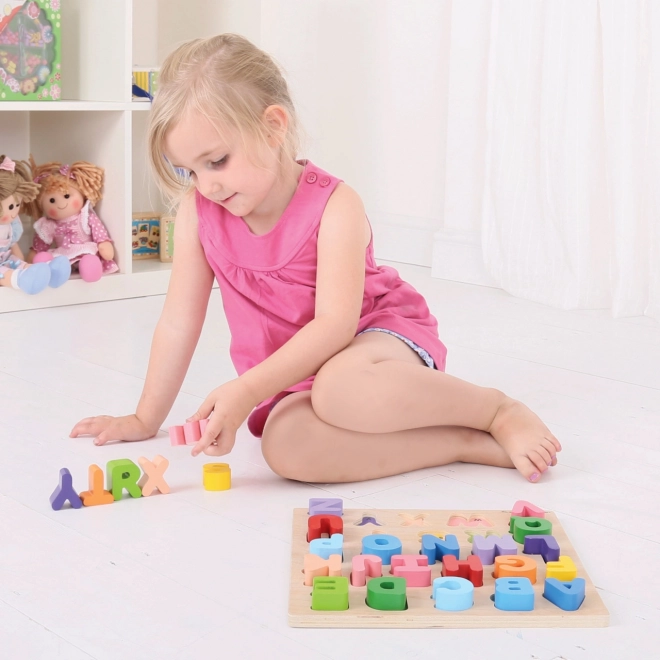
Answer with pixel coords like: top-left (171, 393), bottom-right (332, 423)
top-left (261, 395), bottom-right (317, 481)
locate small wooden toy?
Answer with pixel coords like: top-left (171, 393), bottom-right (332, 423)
top-left (511, 500), bottom-right (546, 518)
top-left (307, 514), bottom-right (343, 542)
top-left (311, 576), bottom-right (349, 611)
top-left (169, 418), bottom-right (209, 446)
top-left (543, 578), bottom-right (586, 611)
top-left (421, 533), bottom-right (460, 564)
top-left (523, 534), bottom-right (560, 562)
top-left (310, 533), bottom-right (343, 560)
top-left (308, 497), bottom-right (343, 516)
top-left (159, 215), bottom-right (175, 263)
top-left (137, 455), bottom-right (170, 496)
top-left (362, 534), bottom-right (402, 565)
top-left (546, 555), bottom-right (577, 581)
top-left (391, 555), bottom-right (432, 587)
top-left (441, 554), bottom-right (484, 587)
top-left (510, 516), bottom-right (553, 544)
top-left (132, 212), bottom-right (161, 260)
top-left (202, 463), bottom-right (231, 491)
top-left (493, 555), bottom-right (537, 584)
top-left (350, 554), bottom-right (382, 587)
top-left (366, 577), bottom-right (407, 611)
top-left (289, 506), bottom-right (610, 628)
top-left (303, 553), bottom-right (342, 587)
top-left (106, 459), bottom-right (142, 501)
top-left (49, 468), bottom-right (82, 511)
top-left (433, 577), bottom-right (474, 611)
top-left (471, 534), bottom-right (517, 565)
top-left (492, 577), bottom-right (535, 611)
top-left (79, 464), bottom-right (114, 506)
top-left (50, 457), bottom-right (170, 511)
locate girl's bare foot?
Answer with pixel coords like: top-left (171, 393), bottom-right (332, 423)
top-left (487, 397), bottom-right (561, 482)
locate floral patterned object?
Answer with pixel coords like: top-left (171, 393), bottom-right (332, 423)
top-left (0, 0), bottom-right (61, 101)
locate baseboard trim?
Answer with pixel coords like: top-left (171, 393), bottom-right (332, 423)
top-left (431, 229), bottom-right (499, 287)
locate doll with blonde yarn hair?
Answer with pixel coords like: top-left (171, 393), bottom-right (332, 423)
top-left (27, 158), bottom-right (118, 282)
top-left (0, 155), bottom-right (70, 294)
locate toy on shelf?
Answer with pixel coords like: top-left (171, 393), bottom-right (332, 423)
top-left (132, 66), bottom-right (158, 101)
top-left (0, 0), bottom-right (62, 101)
top-left (132, 212), bottom-right (161, 259)
top-left (159, 215), bottom-right (174, 262)
top-left (0, 154), bottom-right (69, 294)
top-left (26, 157), bottom-right (118, 282)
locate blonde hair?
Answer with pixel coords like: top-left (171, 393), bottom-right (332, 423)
top-left (0, 155), bottom-right (40, 205)
top-left (147, 33), bottom-right (303, 200)
top-left (26, 157), bottom-right (104, 218)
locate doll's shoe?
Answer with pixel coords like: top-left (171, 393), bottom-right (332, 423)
top-left (16, 264), bottom-right (50, 295)
top-left (32, 251), bottom-right (53, 264)
top-left (78, 254), bottom-right (103, 282)
top-left (48, 255), bottom-right (71, 288)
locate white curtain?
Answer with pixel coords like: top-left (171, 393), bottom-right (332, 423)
top-left (481, 0), bottom-right (660, 319)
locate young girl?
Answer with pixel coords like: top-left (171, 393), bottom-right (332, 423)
top-left (70, 34), bottom-right (561, 484)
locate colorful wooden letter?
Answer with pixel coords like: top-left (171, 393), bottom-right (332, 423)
top-left (510, 516), bottom-right (553, 544)
top-left (310, 533), bottom-right (343, 560)
top-left (523, 534), bottom-right (560, 562)
top-left (168, 425), bottom-right (186, 446)
top-left (511, 500), bottom-right (546, 518)
top-left (492, 577), bottom-right (535, 611)
top-left (106, 459), bottom-right (142, 501)
top-left (303, 553), bottom-right (342, 587)
top-left (432, 577), bottom-right (474, 611)
top-left (203, 463), bottom-right (231, 491)
top-left (307, 514), bottom-right (343, 542)
top-left (471, 534), bottom-right (517, 565)
top-left (137, 455), bottom-right (170, 496)
top-left (494, 555), bottom-right (537, 584)
top-left (366, 577), bottom-right (407, 611)
top-left (350, 554), bottom-right (383, 587)
top-left (79, 464), bottom-right (114, 506)
top-left (362, 534), bottom-right (403, 566)
top-left (311, 576), bottom-right (349, 611)
top-left (543, 577), bottom-right (586, 611)
top-left (49, 468), bottom-right (83, 511)
top-left (308, 498), bottom-right (343, 516)
top-left (546, 555), bottom-right (577, 581)
top-left (441, 554), bottom-right (484, 587)
top-left (420, 533), bottom-right (460, 564)
top-left (390, 554), bottom-right (432, 587)
top-left (183, 421), bottom-right (201, 445)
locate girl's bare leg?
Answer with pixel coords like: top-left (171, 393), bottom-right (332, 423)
top-left (261, 391), bottom-right (513, 483)
top-left (305, 332), bottom-right (561, 482)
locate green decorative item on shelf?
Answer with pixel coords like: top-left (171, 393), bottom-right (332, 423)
top-left (159, 215), bottom-right (174, 263)
top-left (0, 0), bottom-right (62, 101)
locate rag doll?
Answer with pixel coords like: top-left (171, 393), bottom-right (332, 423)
top-left (26, 157), bottom-right (118, 282)
top-left (0, 155), bottom-right (70, 295)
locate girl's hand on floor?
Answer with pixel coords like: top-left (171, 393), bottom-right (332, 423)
top-left (69, 414), bottom-right (156, 445)
top-left (188, 379), bottom-right (257, 457)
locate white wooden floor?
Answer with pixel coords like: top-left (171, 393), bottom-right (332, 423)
top-left (1, 262), bottom-right (659, 660)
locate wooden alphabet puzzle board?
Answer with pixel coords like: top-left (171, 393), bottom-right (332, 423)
top-left (288, 508), bottom-right (610, 628)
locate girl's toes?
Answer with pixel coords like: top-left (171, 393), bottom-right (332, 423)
top-left (550, 456), bottom-right (558, 466)
top-left (528, 450), bottom-right (550, 475)
top-left (511, 454), bottom-right (543, 483)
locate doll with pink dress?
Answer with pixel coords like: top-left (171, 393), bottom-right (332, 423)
top-left (26, 158), bottom-right (118, 282)
top-left (0, 155), bottom-right (70, 295)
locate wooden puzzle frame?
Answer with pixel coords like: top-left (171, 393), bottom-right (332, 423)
top-left (289, 508), bottom-right (610, 628)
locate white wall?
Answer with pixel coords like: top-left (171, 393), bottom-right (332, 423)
top-left (261, 0), bottom-right (453, 267)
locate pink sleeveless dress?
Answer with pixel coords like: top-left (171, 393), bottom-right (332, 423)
top-left (196, 160), bottom-right (447, 437)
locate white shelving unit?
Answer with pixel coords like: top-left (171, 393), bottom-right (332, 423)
top-left (0, 0), bottom-right (260, 313)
